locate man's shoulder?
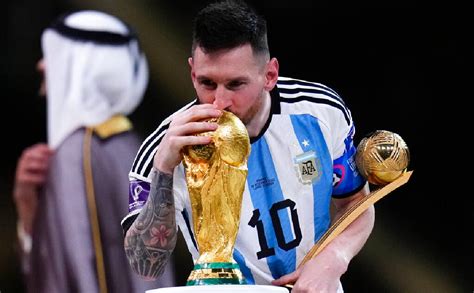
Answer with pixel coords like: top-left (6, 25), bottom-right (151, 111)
top-left (130, 100), bottom-right (198, 178)
top-left (276, 76), bottom-right (351, 126)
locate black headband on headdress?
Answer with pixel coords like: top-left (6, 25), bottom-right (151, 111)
top-left (49, 12), bottom-right (137, 45)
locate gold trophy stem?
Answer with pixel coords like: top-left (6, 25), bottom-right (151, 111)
top-left (285, 171), bottom-right (413, 289)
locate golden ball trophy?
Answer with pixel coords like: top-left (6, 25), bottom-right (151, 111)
top-left (293, 130), bottom-right (413, 277)
top-left (356, 130), bottom-right (410, 185)
top-left (182, 111), bottom-right (250, 286)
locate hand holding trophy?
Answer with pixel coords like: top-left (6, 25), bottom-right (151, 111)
top-left (296, 130), bottom-right (412, 270)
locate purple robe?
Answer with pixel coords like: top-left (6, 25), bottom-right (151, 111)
top-left (28, 128), bottom-right (175, 293)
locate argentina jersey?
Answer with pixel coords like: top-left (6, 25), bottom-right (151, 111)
top-left (121, 76), bottom-right (366, 284)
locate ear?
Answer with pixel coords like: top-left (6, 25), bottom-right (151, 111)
top-left (188, 57), bottom-right (196, 85)
top-left (264, 57), bottom-right (279, 91)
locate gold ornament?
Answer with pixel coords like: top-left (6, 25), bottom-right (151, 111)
top-left (356, 130), bottom-right (410, 185)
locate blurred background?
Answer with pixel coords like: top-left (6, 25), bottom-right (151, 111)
top-left (1, 0), bottom-right (470, 292)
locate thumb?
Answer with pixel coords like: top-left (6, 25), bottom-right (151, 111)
top-left (271, 269), bottom-right (301, 286)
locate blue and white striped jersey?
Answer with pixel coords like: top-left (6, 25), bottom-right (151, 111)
top-left (122, 76), bottom-right (366, 284)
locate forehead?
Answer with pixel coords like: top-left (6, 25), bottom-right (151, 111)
top-left (192, 44), bottom-right (262, 79)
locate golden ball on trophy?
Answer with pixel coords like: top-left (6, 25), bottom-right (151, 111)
top-left (355, 130), bottom-right (410, 185)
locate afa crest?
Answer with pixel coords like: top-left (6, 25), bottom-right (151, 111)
top-left (294, 151), bottom-right (321, 184)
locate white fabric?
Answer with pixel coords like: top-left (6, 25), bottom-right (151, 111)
top-left (41, 11), bottom-right (148, 149)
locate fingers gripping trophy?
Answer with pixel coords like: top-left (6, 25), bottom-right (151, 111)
top-left (182, 111), bottom-right (250, 286)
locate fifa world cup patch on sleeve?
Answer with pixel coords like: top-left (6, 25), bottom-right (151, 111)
top-left (294, 151), bottom-right (321, 184)
top-left (128, 180), bottom-right (150, 212)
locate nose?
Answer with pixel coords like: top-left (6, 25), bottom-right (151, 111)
top-left (213, 86), bottom-right (232, 110)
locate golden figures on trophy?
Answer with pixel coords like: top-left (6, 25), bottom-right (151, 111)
top-left (182, 111), bottom-right (251, 285)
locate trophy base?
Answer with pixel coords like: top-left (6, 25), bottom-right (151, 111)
top-left (186, 262), bottom-right (246, 285)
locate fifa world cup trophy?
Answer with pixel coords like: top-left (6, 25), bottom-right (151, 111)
top-left (182, 111), bottom-right (250, 286)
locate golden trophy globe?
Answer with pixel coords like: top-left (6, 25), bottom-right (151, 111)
top-left (295, 129), bottom-right (413, 272)
top-left (182, 110), bottom-right (250, 286)
top-left (355, 130), bottom-right (410, 185)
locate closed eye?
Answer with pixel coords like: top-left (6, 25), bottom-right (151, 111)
top-left (226, 80), bottom-right (246, 90)
top-left (198, 78), bottom-right (216, 89)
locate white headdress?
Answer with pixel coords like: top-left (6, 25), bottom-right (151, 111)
top-left (42, 10), bottom-right (148, 149)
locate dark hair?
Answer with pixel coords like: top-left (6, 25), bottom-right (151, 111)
top-left (192, 0), bottom-right (269, 57)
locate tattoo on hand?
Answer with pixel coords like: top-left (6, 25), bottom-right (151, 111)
top-left (125, 169), bottom-right (177, 278)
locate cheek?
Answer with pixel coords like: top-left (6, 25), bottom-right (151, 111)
top-left (236, 88), bottom-right (259, 108)
top-left (236, 97), bottom-right (254, 111)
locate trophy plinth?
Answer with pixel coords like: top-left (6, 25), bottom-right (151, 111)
top-left (182, 111), bottom-right (251, 286)
top-left (186, 262), bottom-right (246, 285)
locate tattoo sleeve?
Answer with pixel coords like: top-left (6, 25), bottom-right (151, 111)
top-left (124, 169), bottom-right (177, 279)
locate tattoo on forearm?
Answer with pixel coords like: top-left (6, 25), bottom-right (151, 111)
top-left (124, 169), bottom-right (177, 278)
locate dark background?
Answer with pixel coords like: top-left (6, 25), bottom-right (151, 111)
top-left (1, 0), bottom-right (470, 292)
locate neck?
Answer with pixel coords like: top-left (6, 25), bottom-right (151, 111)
top-left (246, 91), bottom-right (271, 138)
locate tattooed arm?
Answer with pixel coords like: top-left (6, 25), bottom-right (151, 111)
top-left (124, 169), bottom-right (177, 280)
top-left (124, 104), bottom-right (221, 278)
